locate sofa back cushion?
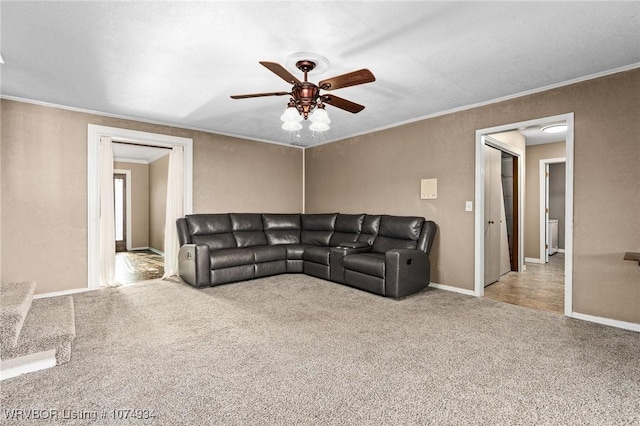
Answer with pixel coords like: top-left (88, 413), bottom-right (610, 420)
top-left (329, 213), bottom-right (365, 246)
top-left (230, 213), bottom-right (267, 248)
top-left (187, 214), bottom-right (236, 250)
top-left (262, 214), bottom-right (301, 245)
top-left (301, 213), bottom-right (337, 246)
top-left (371, 215), bottom-right (425, 254)
top-left (357, 215), bottom-right (381, 246)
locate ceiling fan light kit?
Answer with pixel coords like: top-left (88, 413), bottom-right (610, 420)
top-left (231, 56), bottom-right (375, 135)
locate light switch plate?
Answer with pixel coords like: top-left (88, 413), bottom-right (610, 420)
top-left (465, 201), bottom-right (473, 211)
top-left (420, 179), bottom-right (437, 199)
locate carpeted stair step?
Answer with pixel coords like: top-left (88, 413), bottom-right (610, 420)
top-left (0, 296), bottom-right (76, 365)
top-left (0, 281), bottom-right (37, 348)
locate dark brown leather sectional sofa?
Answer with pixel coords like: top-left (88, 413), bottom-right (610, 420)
top-left (176, 213), bottom-right (437, 298)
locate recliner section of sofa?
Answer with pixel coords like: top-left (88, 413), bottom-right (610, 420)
top-left (177, 213), bottom-right (437, 298)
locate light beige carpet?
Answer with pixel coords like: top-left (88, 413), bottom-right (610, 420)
top-left (1, 275), bottom-right (638, 425)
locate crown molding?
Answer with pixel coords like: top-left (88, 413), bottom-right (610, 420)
top-left (2, 63), bottom-right (637, 150)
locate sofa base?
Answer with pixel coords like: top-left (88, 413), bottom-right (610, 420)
top-left (343, 270), bottom-right (385, 296)
top-left (255, 260), bottom-right (286, 278)
top-left (303, 262), bottom-right (330, 281)
top-left (286, 259), bottom-right (304, 273)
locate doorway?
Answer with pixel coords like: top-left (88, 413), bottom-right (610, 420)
top-left (540, 158), bottom-right (566, 263)
top-left (114, 173), bottom-right (127, 252)
top-left (475, 113), bottom-right (574, 316)
top-left (87, 125), bottom-right (193, 289)
top-left (112, 146), bottom-right (171, 284)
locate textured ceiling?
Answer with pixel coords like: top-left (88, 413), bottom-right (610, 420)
top-left (1, 1), bottom-right (638, 148)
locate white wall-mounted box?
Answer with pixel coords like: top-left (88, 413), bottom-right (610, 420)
top-left (421, 178), bottom-right (437, 199)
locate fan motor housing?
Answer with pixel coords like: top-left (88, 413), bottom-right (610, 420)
top-left (292, 82), bottom-right (320, 119)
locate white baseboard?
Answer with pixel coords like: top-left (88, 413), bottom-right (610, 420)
top-left (130, 247), bottom-right (164, 255)
top-left (34, 287), bottom-right (95, 299)
top-left (557, 248), bottom-right (565, 253)
top-left (0, 350), bottom-right (57, 380)
top-left (429, 282), bottom-right (476, 297)
top-left (568, 312), bottom-right (639, 333)
top-left (525, 257), bottom-right (543, 264)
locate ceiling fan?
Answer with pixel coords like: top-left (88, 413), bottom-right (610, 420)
top-left (231, 60), bottom-right (375, 131)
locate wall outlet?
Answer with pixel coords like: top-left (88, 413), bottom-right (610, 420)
top-left (465, 201), bottom-right (473, 211)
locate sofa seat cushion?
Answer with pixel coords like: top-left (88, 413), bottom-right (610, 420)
top-left (252, 246), bottom-right (286, 263)
top-left (210, 248), bottom-right (255, 269)
top-left (302, 246), bottom-right (332, 265)
top-left (282, 244), bottom-right (313, 260)
top-left (343, 253), bottom-right (386, 278)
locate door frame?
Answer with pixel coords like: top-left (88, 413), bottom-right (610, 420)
top-left (113, 169), bottom-right (132, 251)
top-left (539, 157), bottom-right (566, 263)
top-left (87, 125), bottom-right (193, 289)
top-left (474, 112), bottom-right (574, 316)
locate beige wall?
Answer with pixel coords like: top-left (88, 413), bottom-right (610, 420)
top-left (306, 69), bottom-right (639, 324)
top-left (2, 70), bottom-right (637, 324)
top-left (149, 154), bottom-right (169, 252)
top-left (524, 142), bottom-right (566, 258)
top-left (1, 100), bottom-right (303, 294)
top-left (114, 161), bottom-right (150, 249)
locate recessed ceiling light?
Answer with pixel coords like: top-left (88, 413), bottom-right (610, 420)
top-left (541, 124), bottom-right (567, 133)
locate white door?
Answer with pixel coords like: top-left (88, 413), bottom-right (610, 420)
top-left (484, 145), bottom-right (502, 286)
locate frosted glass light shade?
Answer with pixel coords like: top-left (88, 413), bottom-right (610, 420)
top-left (280, 106), bottom-right (302, 123)
top-left (310, 108), bottom-right (330, 124)
top-left (281, 121), bottom-right (302, 131)
top-left (309, 121), bottom-right (330, 132)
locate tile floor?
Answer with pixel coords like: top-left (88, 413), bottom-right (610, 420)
top-left (114, 250), bottom-right (164, 285)
top-left (484, 253), bottom-right (564, 314)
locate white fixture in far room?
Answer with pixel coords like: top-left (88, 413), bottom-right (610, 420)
top-left (420, 179), bottom-right (437, 199)
top-left (541, 123), bottom-right (567, 133)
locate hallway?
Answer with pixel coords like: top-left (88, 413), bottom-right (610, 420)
top-left (484, 254), bottom-right (564, 314)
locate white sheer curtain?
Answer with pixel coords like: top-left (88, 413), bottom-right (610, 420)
top-left (99, 135), bottom-right (117, 287)
top-left (162, 145), bottom-right (184, 278)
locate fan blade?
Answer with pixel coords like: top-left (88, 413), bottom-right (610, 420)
top-left (322, 94), bottom-right (365, 113)
top-left (230, 91), bottom-right (290, 99)
top-left (260, 61), bottom-right (302, 85)
top-left (319, 69), bottom-right (375, 91)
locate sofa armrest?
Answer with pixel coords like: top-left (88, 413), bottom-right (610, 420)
top-left (330, 246), bottom-right (372, 283)
top-left (178, 244), bottom-right (211, 288)
top-left (385, 249), bottom-right (430, 298)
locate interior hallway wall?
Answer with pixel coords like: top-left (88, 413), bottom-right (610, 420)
top-left (524, 142), bottom-right (566, 259)
top-left (114, 161), bottom-right (150, 249)
top-left (149, 154), bottom-right (169, 252)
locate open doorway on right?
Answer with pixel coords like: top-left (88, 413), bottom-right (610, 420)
top-left (484, 122), bottom-right (567, 314)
